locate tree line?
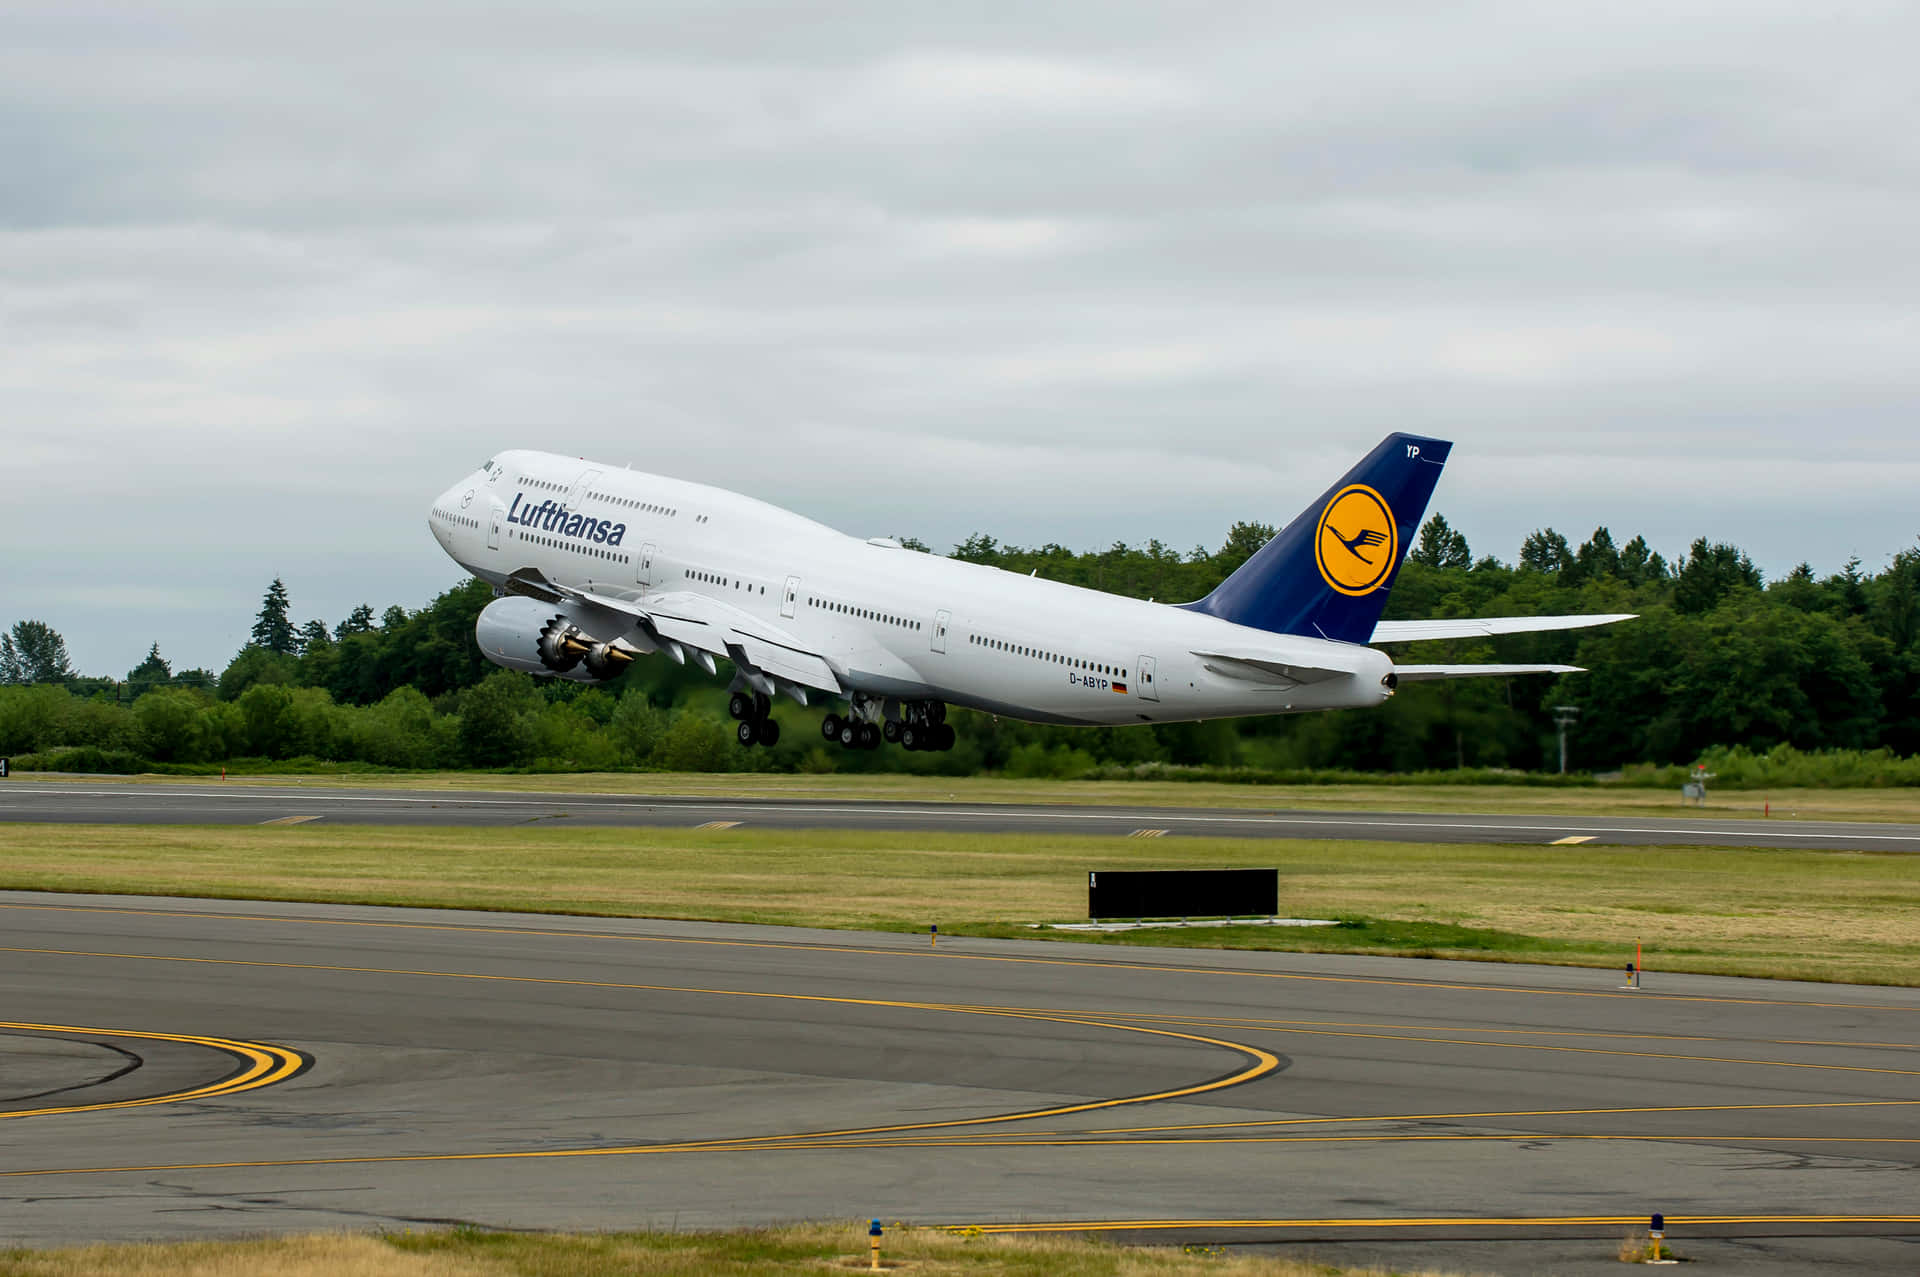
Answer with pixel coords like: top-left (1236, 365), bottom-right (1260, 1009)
top-left (3, 514), bottom-right (1918, 779)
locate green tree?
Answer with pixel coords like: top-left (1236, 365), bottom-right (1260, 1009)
top-left (1, 621), bottom-right (77, 684)
top-left (1518, 529), bottom-right (1573, 574)
top-left (1573, 527), bottom-right (1621, 583)
top-left (1674, 538), bottom-right (1762, 614)
top-left (457, 670), bottom-right (542, 766)
top-left (127, 642), bottom-right (171, 691)
top-left (334, 603), bottom-right (376, 639)
top-left (250, 579), bottom-right (298, 654)
top-left (654, 710), bottom-right (735, 772)
top-left (1411, 514), bottom-right (1472, 570)
top-left (134, 687), bottom-right (210, 762)
top-left (1213, 521), bottom-right (1277, 578)
top-left (218, 645), bottom-right (298, 701)
top-left (609, 691), bottom-right (666, 763)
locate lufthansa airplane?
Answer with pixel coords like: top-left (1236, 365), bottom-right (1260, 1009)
top-left (428, 434), bottom-right (1630, 752)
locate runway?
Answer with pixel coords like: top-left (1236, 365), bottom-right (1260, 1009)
top-left (4, 889), bottom-right (1919, 1273)
top-left (5, 779), bottom-right (1919, 848)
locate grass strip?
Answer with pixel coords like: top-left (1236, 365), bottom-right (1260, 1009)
top-left (4, 823), bottom-right (1920, 985)
top-left (22, 769), bottom-right (1920, 822)
top-left (0, 1224), bottom-right (1462, 1276)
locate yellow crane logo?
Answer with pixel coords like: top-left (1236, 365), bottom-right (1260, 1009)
top-left (1314, 484), bottom-right (1397, 595)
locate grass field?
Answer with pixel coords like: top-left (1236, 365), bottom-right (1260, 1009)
top-left (24, 768), bottom-right (1920, 822)
top-left (5, 821), bottom-right (1919, 984)
top-left (0, 1225), bottom-right (1464, 1276)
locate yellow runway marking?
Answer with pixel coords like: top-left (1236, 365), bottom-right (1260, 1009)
top-left (959, 1214), bottom-right (1920, 1234)
top-left (0, 1022), bottom-right (305, 1118)
top-left (1550, 834), bottom-right (1595, 845)
top-left (753, 1133), bottom-right (1920, 1151)
top-left (0, 946), bottom-right (1278, 1167)
top-left (7, 900), bottom-right (1917, 1013)
top-left (927, 998), bottom-right (1920, 1078)
top-left (8, 1129), bottom-right (1920, 1182)
top-left (933, 1002), bottom-right (1920, 1050)
top-left (1087, 1098), bottom-right (1920, 1136)
top-left (1128, 828), bottom-right (1167, 838)
top-left (695, 820), bottom-right (741, 830)
top-left (257, 815), bottom-right (322, 826)
top-left (10, 944), bottom-right (1919, 1084)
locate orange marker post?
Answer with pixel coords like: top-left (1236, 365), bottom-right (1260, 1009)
top-left (930, 924), bottom-right (937, 949)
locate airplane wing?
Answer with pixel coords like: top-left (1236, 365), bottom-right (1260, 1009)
top-left (1392, 663), bottom-right (1584, 681)
top-left (1369, 614), bottom-right (1635, 643)
top-left (505, 568), bottom-right (843, 697)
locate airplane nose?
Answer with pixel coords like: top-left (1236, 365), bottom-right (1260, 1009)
top-left (428, 476), bottom-right (483, 542)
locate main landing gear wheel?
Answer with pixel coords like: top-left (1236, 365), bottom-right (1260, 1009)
top-left (837, 720), bottom-right (859, 748)
top-left (733, 689), bottom-right (781, 748)
top-left (860, 722), bottom-right (881, 749)
top-left (821, 713), bottom-right (843, 740)
top-left (882, 719), bottom-right (902, 744)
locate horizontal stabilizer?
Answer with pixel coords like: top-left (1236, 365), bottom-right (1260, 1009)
top-left (1371, 613), bottom-right (1635, 643)
top-left (1393, 663), bottom-right (1584, 682)
top-left (1192, 650), bottom-right (1353, 687)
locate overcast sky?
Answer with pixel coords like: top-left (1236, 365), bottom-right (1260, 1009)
top-left (4, 1), bottom-right (1917, 676)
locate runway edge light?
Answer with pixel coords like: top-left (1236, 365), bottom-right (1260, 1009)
top-left (869, 1219), bottom-right (883, 1270)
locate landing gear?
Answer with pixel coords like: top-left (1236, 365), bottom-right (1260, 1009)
top-left (900, 722), bottom-right (956, 752)
top-left (732, 687), bottom-right (780, 748)
top-left (826, 698), bottom-right (954, 752)
top-left (898, 701), bottom-right (956, 751)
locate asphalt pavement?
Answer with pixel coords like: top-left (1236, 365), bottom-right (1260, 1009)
top-left (4, 889), bottom-right (1919, 1274)
top-left (4, 779), bottom-right (1918, 848)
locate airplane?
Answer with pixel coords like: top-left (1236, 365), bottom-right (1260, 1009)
top-left (427, 434), bottom-right (1631, 752)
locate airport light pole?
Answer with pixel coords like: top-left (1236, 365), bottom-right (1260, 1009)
top-left (1553, 705), bottom-right (1580, 775)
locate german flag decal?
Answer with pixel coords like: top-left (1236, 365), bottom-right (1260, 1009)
top-left (1112, 681), bottom-right (1128, 694)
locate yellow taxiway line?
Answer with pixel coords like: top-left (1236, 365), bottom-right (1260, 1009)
top-left (0, 1021), bottom-right (306, 1119)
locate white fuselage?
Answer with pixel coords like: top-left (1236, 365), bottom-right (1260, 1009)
top-left (430, 449), bottom-right (1393, 726)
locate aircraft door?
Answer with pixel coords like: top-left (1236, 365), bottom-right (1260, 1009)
top-left (569, 468), bottom-right (603, 505)
top-left (487, 505), bottom-right (501, 550)
top-left (932, 610), bottom-right (951, 654)
top-left (636, 542), bottom-right (656, 587)
top-left (781, 576), bottom-right (799, 619)
top-left (1136, 655), bottom-right (1159, 702)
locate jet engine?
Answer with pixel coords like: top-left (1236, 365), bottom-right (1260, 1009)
top-left (474, 595), bottom-right (650, 682)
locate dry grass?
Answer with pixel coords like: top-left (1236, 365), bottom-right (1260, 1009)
top-left (0, 1224), bottom-right (1469, 1276)
top-left (5, 822), bottom-right (1920, 984)
top-left (30, 769), bottom-right (1920, 822)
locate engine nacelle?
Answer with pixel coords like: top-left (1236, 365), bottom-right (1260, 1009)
top-left (474, 595), bottom-right (647, 683)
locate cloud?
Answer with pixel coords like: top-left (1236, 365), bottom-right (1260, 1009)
top-left (2, 1), bottom-right (1917, 673)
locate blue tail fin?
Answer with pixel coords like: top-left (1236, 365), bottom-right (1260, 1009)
top-left (1181, 433), bottom-right (1451, 643)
